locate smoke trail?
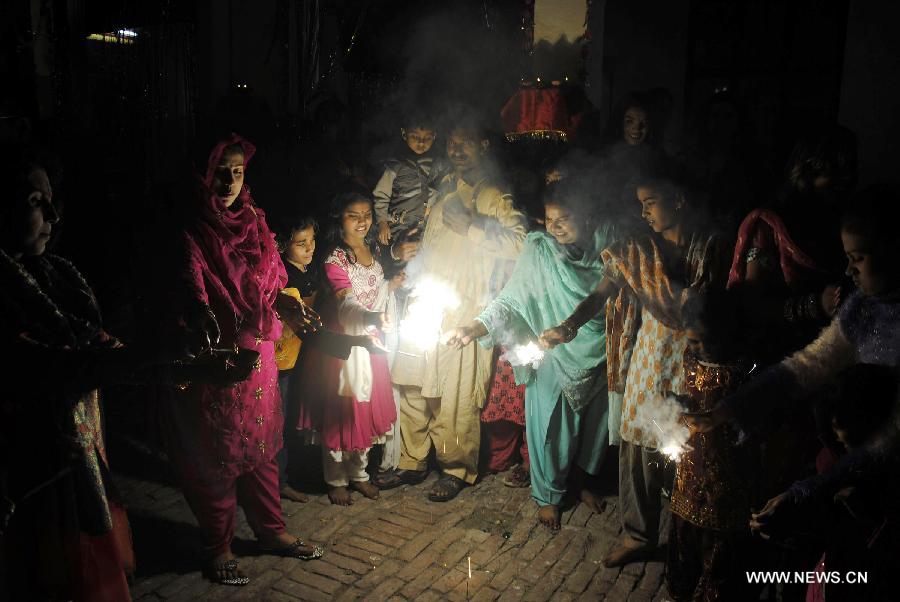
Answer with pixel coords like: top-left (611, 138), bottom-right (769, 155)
top-left (640, 395), bottom-right (692, 460)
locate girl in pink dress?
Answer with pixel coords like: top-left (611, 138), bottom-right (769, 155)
top-left (296, 191), bottom-right (400, 505)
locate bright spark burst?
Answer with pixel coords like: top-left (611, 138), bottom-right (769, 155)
top-left (401, 277), bottom-right (460, 350)
top-left (505, 341), bottom-right (545, 369)
top-left (651, 418), bottom-right (692, 461)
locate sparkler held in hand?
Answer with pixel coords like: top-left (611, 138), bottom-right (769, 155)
top-left (504, 341), bottom-right (546, 369)
top-left (442, 319), bottom-right (487, 349)
top-left (400, 276), bottom-right (460, 350)
top-left (651, 418), bottom-right (692, 461)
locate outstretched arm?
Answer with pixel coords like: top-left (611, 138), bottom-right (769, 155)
top-left (685, 320), bottom-right (857, 435)
top-left (539, 275), bottom-right (618, 348)
top-left (443, 320), bottom-right (488, 349)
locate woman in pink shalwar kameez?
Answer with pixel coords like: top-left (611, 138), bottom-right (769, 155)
top-left (296, 191), bottom-right (399, 506)
top-left (161, 133), bottom-right (323, 586)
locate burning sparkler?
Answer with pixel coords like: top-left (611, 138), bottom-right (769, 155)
top-left (504, 341), bottom-right (545, 369)
top-left (400, 277), bottom-right (460, 350)
top-left (652, 418), bottom-right (692, 461)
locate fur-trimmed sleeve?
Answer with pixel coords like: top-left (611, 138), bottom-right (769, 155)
top-left (782, 320), bottom-right (857, 390)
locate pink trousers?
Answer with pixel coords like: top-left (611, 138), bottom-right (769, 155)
top-left (179, 458), bottom-right (286, 557)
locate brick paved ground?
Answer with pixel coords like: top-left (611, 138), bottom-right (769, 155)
top-left (119, 442), bottom-right (672, 602)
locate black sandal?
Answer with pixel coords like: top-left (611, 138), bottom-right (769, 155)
top-left (373, 468), bottom-right (429, 490)
top-left (428, 474), bottom-right (468, 502)
top-left (259, 537), bottom-right (324, 561)
top-left (206, 558), bottom-right (250, 586)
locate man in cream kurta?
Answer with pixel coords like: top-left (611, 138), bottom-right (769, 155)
top-left (387, 124), bottom-right (526, 500)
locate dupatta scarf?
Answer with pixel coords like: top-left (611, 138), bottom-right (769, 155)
top-left (727, 208), bottom-right (824, 289)
top-left (602, 231), bottom-right (728, 395)
top-left (182, 133), bottom-right (286, 340)
top-left (477, 225), bottom-right (616, 411)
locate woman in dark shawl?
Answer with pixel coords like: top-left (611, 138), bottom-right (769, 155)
top-left (0, 146), bottom-right (137, 600)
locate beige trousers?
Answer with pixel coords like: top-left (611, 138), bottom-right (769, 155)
top-left (397, 385), bottom-right (480, 484)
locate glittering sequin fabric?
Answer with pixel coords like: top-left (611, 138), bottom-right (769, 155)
top-left (838, 290), bottom-right (900, 367)
top-left (671, 354), bottom-right (757, 531)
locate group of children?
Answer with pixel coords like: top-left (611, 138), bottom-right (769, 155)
top-left (272, 117), bottom-right (443, 506)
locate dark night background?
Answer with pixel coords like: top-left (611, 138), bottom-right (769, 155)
top-left (2, 0), bottom-right (899, 347)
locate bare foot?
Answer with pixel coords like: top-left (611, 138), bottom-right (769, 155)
top-left (280, 485), bottom-right (309, 503)
top-left (259, 532), bottom-right (320, 558)
top-left (579, 488), bottom-right (607, 513)
top-left (602, 537), bottom-right (655, 568)
top-left (207, 550), bottom-right (249, 585)
top-left (350, 480), bottom-right (380, 500)
top-left (328, 486), bottom-right (353, 506)
top-left (538, 504), bottom-right (561, 530)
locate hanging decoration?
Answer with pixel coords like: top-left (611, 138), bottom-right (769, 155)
top-left (501, 86), bottom-right (574, 143)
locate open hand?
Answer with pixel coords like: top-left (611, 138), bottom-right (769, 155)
top-left (378, 222), bottom-right (391, 245)
top-left (277, 293), bottom-right (322, 336)
top-left (749, 491), bottom-right (793, 540)
top-left (356, 334), bottom-right (389, 355)
top-left (392, 228), bottom-right (420, 263)
top-left (179, 347), bottom-right (258, 387)
top-left (539, 325), bottom-right (572, 349)
top-left (443, 326), bottom-right (476, 349)
top-left (682, 405), bottom-right (729, 434)
top-left (183, 302), bottom-right (221, 357)
top-left (821, 284), bottom-right (842, 318)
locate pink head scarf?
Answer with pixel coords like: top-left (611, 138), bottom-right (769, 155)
top-left (186, 133), bottom-right (286, 340)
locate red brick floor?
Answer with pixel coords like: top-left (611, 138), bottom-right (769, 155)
top-left (121, 468), bottom-right (671, 601)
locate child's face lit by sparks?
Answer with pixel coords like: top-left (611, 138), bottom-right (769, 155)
top-left (341, 200), bottom-right (373, 243)
top-left (842, 230), bottom-right (895, 297)
top-left (637, 185), bottom-right (681, 234)
top-left (286, 226), bottom-right (316, 267)
top-left (402, 127), bottom-right (436, 155)
top-left (212, 150), bottom-right (245, 207)
top-left (684, 327), bottom-right (709, 361)
top-left (623, 107), bottom-right (650, 146)
top-left (544, 203), bottom-right (582, 245)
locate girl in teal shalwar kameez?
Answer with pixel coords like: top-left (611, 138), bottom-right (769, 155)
top-left (446, 183), bottom-right (616, 529)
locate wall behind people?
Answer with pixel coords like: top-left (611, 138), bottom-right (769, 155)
top-left (585, 0), bottom-right (690, 146)
top-left (839, 0), bottom-right (900, 187)
top-left (196, 0), bottom-right (282, 141)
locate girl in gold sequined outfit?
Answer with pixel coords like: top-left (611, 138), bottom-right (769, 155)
top-left (667, 291), bottom-right (762, 601)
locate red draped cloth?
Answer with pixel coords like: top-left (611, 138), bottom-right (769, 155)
top-left (727, 208), bottom-right (824, 290)
top-left (501, 88), bottom-right (576, 141)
